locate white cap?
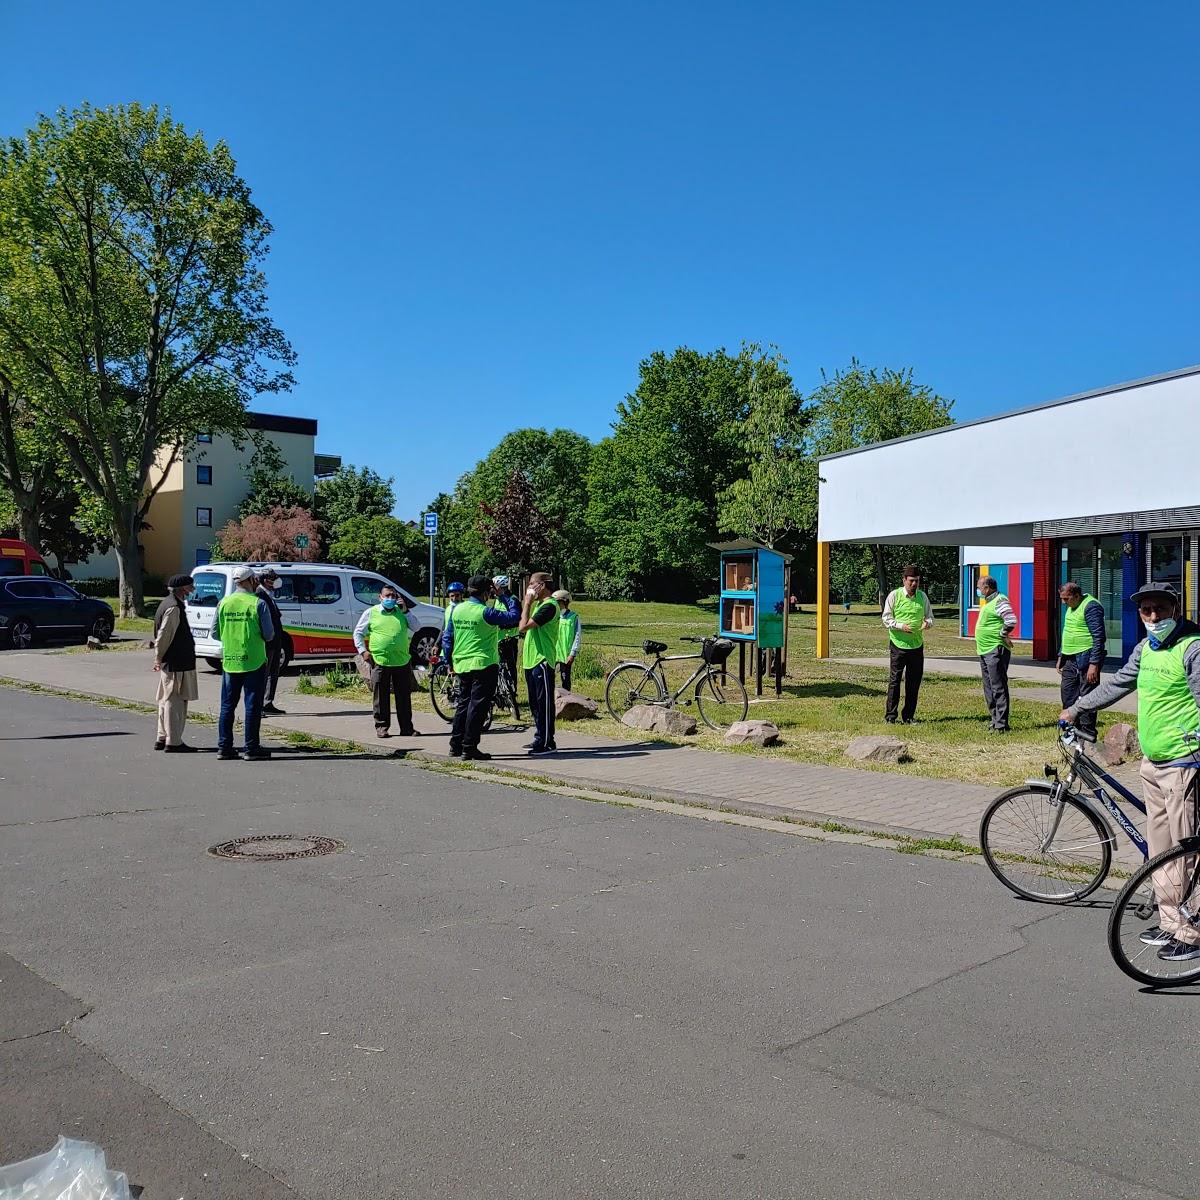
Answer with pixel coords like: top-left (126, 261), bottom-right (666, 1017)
top-left (232, 565), bottom-right (256, 582)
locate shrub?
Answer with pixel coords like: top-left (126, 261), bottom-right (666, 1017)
top-left (582, 569), bottom-right (635, 602)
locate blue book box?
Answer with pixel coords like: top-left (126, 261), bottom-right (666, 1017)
top-left (711, 540), bottom-right (789, 649)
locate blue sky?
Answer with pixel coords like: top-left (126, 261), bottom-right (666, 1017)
top-left (4, 1), bottom-right (1197, 518)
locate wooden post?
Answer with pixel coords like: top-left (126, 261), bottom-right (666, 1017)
top-left (782, 562), bottom-right (791, 678)
top-left (756, 645), bottom-right (763, 697)
top-left (816, 541), bottom-right (831, 660)
top-left (738, 641), bottom-right (746, 685)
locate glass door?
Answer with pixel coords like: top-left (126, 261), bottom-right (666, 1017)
top-left (1096, 537), bottom-right (1123, 650)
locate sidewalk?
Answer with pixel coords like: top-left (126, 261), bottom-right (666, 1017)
top-left (0, 648), bottom-right (1060, 842)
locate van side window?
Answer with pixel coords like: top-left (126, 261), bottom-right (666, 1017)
top-left (272, 576), bottom-right (297, 603)
top-left (290, 574), bottom-right (341, 604)
top-left (0, 559), bottom-right (20, 577)
top-left (352, 576), bottom-right (387, 604)
top-left (28, 561), bottom-right (47, 576)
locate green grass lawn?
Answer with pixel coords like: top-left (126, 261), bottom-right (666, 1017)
top-left (298, 598), bottom-right (1103, 789)
top-left (98, 595), bottom-right (158, 636)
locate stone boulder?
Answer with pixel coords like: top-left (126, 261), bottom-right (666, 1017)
top-left (621, 705), bottom-right (697, 735)
top-left (1101, 722), bottom-right (1141, 766)
top-left (724, 720), bottom-right (781, 748)
top-left (556, 688), bottom-right (599, 719)
top-left (844, 734), bottom-right (908, 764)
top-left (86, 636), bottom-right (106, 650)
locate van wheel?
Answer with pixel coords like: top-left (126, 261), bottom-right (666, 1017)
top-left (205, 657), bottom-right (223, 671)
top-left (410, 628), bottom-right (439, 665)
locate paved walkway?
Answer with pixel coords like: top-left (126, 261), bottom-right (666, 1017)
top-left (0, 646), bottom-right (1134, 843)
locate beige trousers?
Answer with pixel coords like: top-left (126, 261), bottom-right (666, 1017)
top-left (156, 693), bottom-right (189, 746)
top-left (1140, 758), bottom-right (1200, 943)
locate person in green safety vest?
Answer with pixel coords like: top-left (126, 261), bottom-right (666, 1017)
top-left (552, 589), bottom-right (582, 691)
top-left (353, 584), bottom-right (418, 739)
top-left (520, 571), bottom-right (560, 756)
top-left (215, 565), bottom-right (276, 761)
top-left (491, 574), bottom-right (521, 719)
top-left (975, 574), bottom-right (1018, 733)
top-left (1063, 581), bottom-right (1200, 961)
top-left (882, 564), bottom-right (933, 724)
top-left (1056, 581), bottom-right (1106, 740)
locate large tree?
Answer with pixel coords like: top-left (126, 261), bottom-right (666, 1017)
top-left (0, 103), bottom-right (294, 615)
top-left (588, 345), bottom-right (790, 598)
top-left (477, 467), bottom-right (555, 577)
top-left (807, 360), bottom-right (954, 605)
top-left (315, 464), bottom-right (394, 542)
top-left (329, 514), bottom-right (426, 588)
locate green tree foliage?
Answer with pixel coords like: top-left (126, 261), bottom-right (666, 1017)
top-left (212, 505), bottom-right (322, 563)
top-left (808, 361), bottom-right (955, 605)
top-left (716, 352), bottom-right (814, 548)
top-left (328, 515), bottom-right (426, 587)
top-left (588, 345), bottom-right (791, 598)
top-left (237, 440), bottom-right (312, 518)
top-left (477, 468), bottom-right (555, 577)
top-left (0, 103), bottom-right (294, 616)
top-left (315, 464), bottom-right (395, 542)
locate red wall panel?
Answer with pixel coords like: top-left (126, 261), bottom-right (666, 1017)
top-left (1032, 537), bottom-right (1054, 661)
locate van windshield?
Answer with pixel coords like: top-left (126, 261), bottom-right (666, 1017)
top-left (190, 572), bottom-right (227, 608)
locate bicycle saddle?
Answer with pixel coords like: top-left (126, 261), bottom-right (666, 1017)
top-left (642, 639), bottom-right (668, 655)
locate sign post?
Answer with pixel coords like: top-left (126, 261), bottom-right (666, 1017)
top-left (423, 512), bottom-right (439, 603)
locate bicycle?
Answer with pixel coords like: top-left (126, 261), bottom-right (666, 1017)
top-left (604, 635), bottom-right (748, 731)
top-left (979, 721), bottom-right (1149, 903)
top-left (1107, 732), bottom-right (1200, 988)
top-left (427, 654), bottom-right (522, 729)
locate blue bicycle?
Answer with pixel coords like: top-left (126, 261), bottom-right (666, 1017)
top-left (979, 722), bottom-right (1148, 903)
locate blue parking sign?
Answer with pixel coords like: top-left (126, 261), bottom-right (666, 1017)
top-left (423, 512), bottom-right (439, 537)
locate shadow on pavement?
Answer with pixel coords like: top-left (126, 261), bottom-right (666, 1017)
top-left (0, 731), bottom-right (134, 741)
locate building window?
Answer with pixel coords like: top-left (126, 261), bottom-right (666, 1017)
top-left (195, 548), bottom-right (211, 566)
top-left (196, 464), bottom-right (212, 485)
top-left (196, 507), bottom-right (212, 527)
top-left (196, 433), bottom-right (212, 443)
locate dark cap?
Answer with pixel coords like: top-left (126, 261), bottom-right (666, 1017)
top-left (258, 568), bottom-right (278, 580)
top-left (167, 573), bottom-right (194, 589)
top-left (467, 574), bottom-right (492, 595)
top-left (1130, 580), bottom-right (1182, 606)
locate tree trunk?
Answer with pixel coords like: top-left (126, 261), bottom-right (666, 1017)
top-left (115, 529), bottom-right (143, 619)
top-left (18, 507), bottom-right (40, 550)
top-left (871, 543), bottom-right (888, 610)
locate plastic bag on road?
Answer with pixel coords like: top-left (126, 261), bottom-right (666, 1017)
top-left (0, 1137), bottom-right (132, 1200)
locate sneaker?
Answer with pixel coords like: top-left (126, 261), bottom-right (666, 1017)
top-left (242, 749), bottom-right (273, 761)
top-left (376, 729), bottom-right (391, 739)
top-left (901, 718), bottom-right (917, 725)
top-left (217, 749), bottom-right (239, 761)
top-left (1157, 938), bottom-right (1200, 962)
top-left (163, 743), bottom-right (196, 754)
top-left (1139, 925), bottom-right (1174, 947)
top-left (884, 716), bottom-right (897, 724)
top-left (154, 739), bottom-right (165, 751)
top-left (528, 747), bottom-right (557, 757)
top-left (399, 729), bottom-right (421, 737)
top-left (262, 704), bottom-right (285, 716)
top-left (463, 749), bottom-right (491, 761)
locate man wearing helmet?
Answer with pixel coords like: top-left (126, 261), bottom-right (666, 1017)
top-left (492, 574), bottom-right (520, 714)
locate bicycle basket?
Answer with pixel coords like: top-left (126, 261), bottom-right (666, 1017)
top-left (702, 636), bottom-right (734, 665)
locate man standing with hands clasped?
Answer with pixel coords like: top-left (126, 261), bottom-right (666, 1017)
top-left (521, 572), bottom-right (560, 756)
top-left (975, 574), bottom-right (1018, 733)
top-left (152, 573), bottom-right (198, 752)
top-left (257, 568), bottom-right (286, 716)
top-left (354, 584), bottom-right (418, 739)
top-left (1056, 581), bottom-right (1106, 740)
top-left (881, 565), bottom-right (933, 724)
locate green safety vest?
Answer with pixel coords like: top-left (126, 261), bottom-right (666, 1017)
top-left (975, 594), bottom-right (1010, 656)
top-left (217, 589), bottom-right (267, 673)
top-left (1061, 595), bottom-right (1100, 656)
top-left (1137, 636), bottom-right (1200, 762)
top-left (556, 610), bottom-right (579, 662)
top-left (523, 600), bottom-right (560, 670)
top-left (450, 599), bottom-right (499, 672)
top-left (888, 588), bottom-right (927, 650)
top-left (492, 597), bottom-right (518, 640)
top-left (365, 605), bottom-right (411, 667)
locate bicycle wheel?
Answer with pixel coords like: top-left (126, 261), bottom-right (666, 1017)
top-left (694, 670), bottom-right (748, 731)
top-left (979, 785), bottom-right (1112, 903)
top-left (1108, 839), bottom-right (1200, 987)
top-left (429, 665), bottom-right (459, 724)
top-left (604, 663), bottom-right (666, 721)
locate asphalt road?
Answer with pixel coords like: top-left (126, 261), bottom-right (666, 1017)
top-left (1, 688), bottom-right (1196, 1199)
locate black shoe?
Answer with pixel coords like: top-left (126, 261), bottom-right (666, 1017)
top-left (217, 749), bottom-right (239, 761)
top-left (528, 747), bottom-right (557, 757)
top-left (154, 739), bottom-right (166, 751)
top-left (463, 749), bottom-right (491, 761)
top-left (901, 718), bottom-right (916, 725)
top-left (884, 716), bottom-right (897, 724)
top-left (262, 704), bottom-right (285, 716)
top-left (1139, 925), bottom-right (1174, 947)
top-left (164, 743), bottom-right (196, 754)
top-left (1157, 938), bottom-right (1200, 962)
top-left (242, 749), bottom-right (273, 761)
top-left (989, 727), bottom-right (1010, 735)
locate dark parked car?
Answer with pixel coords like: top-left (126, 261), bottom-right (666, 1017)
top-left (0, 578), bottom-right (115, 649)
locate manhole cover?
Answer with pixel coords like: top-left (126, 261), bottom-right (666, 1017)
top-left (208, 834), bottom-right (346, 861)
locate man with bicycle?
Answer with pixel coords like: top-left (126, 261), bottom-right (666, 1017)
top-left (1062, 580), bottom-right (1200, 961)
top-left (492, 574), bottom-right (520, 705)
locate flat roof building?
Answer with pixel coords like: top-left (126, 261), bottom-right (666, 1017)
top-left (816, 365), bottom-right (1200, 663)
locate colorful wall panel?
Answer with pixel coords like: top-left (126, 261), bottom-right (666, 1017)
top-left (961, 561), bottom-right (1034, 640)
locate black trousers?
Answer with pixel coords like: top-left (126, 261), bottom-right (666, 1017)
top-left (371, 663), bottom-right (414, 734)
top-left (450, 664), bottom-right (497, 753)
top-left (885, 644), bottom-right (924, 722)
top-left (526, 662), bottom-right (557, 751)
top-left (980, 646), bottom-right (1012, 731)
top-left (558, 661), bottom-right (572, 691)
top-left (264, 644), bottom-right (282, 705)
top-left (1060, 652), bottom-right (1098, 739)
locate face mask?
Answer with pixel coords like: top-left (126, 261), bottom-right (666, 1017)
top-left (381, 598), bottom-right (398, 611)
top-left (272, 578), bottom-right (282, 590)
top-left (976, 589), bottom-right (985, 599)
top-left (1146, 617), bottom-right (1176, 643)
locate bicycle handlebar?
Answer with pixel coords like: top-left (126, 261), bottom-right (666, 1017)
top-left (1058, 719), bottom-right (1097, 745)
top-left (679, 635), bottom-right (701, 643)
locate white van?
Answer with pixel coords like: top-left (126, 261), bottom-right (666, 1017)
top-left (187, 562), bottom-right (445, 671)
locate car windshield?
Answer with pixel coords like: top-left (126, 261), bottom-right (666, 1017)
top-left (190, 572), bottom-right (227, 608)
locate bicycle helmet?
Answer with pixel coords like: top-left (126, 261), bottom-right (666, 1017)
top-left (447, 581), bottom-right (465, 594)
top-left (492, 574), bottom-right (510, 590)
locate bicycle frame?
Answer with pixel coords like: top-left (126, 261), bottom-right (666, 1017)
top-left (645, 653), bottom-right (710, 706)
top-left (1057, 745), bottom-right (1149, 860)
